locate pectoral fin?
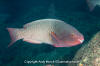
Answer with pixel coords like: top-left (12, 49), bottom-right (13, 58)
top-left (51, 32), bottom-right (61, 44)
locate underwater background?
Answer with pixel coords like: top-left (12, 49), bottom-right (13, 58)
top-left (0, 0), bottom-right (100, 66)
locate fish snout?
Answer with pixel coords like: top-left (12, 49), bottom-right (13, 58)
top-left (77, 35), bottom-right (84, 44)
top-left (78, 39), bottom-right (84, 43)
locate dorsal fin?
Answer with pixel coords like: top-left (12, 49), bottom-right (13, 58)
top-left (23, 19), bottom-right (60, 28)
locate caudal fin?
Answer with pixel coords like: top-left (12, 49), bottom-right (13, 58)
top-left (7, 28), bottom-right (21, 47)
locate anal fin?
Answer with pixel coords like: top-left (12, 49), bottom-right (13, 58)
top-left (23, 39), bottom-right (42, 44)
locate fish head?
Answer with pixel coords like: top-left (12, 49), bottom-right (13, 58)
top-left (62, 32), bottom-right (84, 47)
top-left (55, 30), bottom-right (84, 47)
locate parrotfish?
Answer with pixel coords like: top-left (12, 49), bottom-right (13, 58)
top-left (87, 0), bottom-right (100, 11)
top-left (7, 19), bottom-right (84, 47)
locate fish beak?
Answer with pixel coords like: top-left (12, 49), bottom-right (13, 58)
top-left (78, 39), bottom-right (84, 43)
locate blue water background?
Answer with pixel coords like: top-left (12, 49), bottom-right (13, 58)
top-left (0, 0), bottom-right (100, 66)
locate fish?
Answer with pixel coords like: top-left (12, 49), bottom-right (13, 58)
top-left (86, 0), bottom-right (100, 11)
top-left (7, 19), bottom-right (84, 47)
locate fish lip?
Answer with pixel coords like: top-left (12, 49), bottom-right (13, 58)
top-left (78, 39), bottom-right (84, 43)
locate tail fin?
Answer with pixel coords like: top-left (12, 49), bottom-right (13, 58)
top-left (7, 28), bottom-right (22, 47)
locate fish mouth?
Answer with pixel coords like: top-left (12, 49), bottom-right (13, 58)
top-left (78, 39), bottom-right (84, 43)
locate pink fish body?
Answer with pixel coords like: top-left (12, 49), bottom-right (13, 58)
top-left (7, 19), bottom-right (84, 47)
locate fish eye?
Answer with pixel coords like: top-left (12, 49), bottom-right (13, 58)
top-left (70, 33), bottom-right (75, 37)
top-left (71, 33), bottom-right (74, 36)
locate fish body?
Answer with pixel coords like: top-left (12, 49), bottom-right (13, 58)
top-left (7, 19), bottom-right (84, 47)
top-left (87, 0), bottom-right (100, 11)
